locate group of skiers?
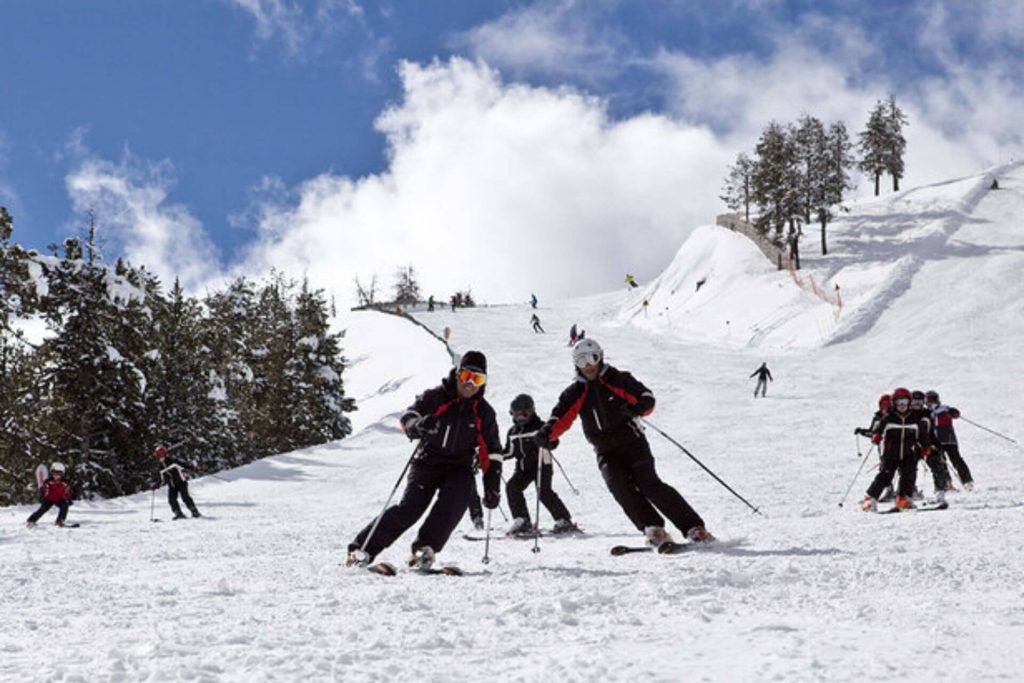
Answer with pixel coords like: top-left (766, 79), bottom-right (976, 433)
top-left (25, 445), bottom-right (202, 527)
top-left (345, 339), bottom-right (714, 571)
top-left (856, 388), bottom-right (972, 512)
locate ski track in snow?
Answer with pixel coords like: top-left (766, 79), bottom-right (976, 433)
top-left (3, 166), bottom-right (1024, 682)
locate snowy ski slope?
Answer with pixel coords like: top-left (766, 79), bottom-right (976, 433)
top-left (1, 165), bottom-right (1023, 682)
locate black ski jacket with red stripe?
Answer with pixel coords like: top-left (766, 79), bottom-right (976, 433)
top-left (544, 364), bottom-right (655, 454)
top-left (400, 371), bottom-right (503, 473)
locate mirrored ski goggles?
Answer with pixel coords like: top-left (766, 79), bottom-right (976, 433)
top-left (894, 398), bottom-right (911, 407)
top-left (574, 352), bottom-right (601, 369)
top-left (457, 368), bottom-right (487, 386)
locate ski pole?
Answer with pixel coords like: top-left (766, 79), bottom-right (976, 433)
top-left (532, 448), bottom-right (544, 555)
top-left (641, 418), bottom-right (764, 515)
top-left (149, 485), bottom-right (159, 522)
top-left (959, 416), bottom-right (1019, 445)
top-left (839, 442), bottom-right (877, 507)
top-left (551, 455), bottom-right (580, 496)
top-left (359, 441), bottom-right (422, 555)
top-left (482, 508), bottom-right (492, 564)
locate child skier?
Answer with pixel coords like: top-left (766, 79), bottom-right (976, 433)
top-left (154, 445), bottom-right (202, 519)
top-left (926, 390), bottom-right (973, 490)
top-left (535, 339), bottom-right (714, 546)
top-left (503, 394), bottom-right (575, 537)
top-left (346, 351), bottom-right (503, 570)
top-left (26, 463), bottom-right (73, 527)
top-left (912, 390), bottom-right (951, 502)
top-left (862, 387), bottom-right (932, 512)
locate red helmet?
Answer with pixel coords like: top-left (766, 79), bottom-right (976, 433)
top-left (892, 387), bottom-right (912, 402)
top-left (154, 445), bottom-right (168, 459)
top-left (878, 394), bottom-right (892, 409)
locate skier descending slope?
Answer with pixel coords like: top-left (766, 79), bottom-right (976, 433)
top-left (535, 339), bottom-right (714, 546)
top-left (911, 390), bottom-right (951, 503)
top-left (926, 390), bottom-right (974, 490)
top-left (862, 387), bottom-right (932, 512)
top-left (26, 463), bottom-right (74, 527)
top-left (347, 351), bottom-right (503, 570)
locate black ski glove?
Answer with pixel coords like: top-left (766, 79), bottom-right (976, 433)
top-left (533, 424), bottom-right (555, 449)
top-left (405, 414), bottom-right (440, 440)
top-left (620, 402), bottom-right (642, 419)
top-left (482, 463), bottom-right (501, 508)
top-left (483, 488), bottom-right (500, 509)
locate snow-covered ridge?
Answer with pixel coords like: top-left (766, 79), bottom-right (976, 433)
top-left (619, 163), bottom-right (1018, 350)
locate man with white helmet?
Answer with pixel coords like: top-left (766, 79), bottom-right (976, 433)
top-left (26, 462), bottom-right (73, 527)
top-left (535, 339), bottom-right (714, 546)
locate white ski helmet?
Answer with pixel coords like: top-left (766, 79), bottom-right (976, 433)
top-left (572, 338), bottom-right (603, 368)
top-left (51, 462), bottom-right (67, 474)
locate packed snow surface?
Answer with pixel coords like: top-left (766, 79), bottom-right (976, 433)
top-left (2, 165), bottom-right (1024, 681)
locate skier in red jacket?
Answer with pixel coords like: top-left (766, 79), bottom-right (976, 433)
top-left (27, 463), bottom-right (73, 527)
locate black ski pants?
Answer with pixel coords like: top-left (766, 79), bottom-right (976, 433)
top-left (27, 501), bottom-right (69, 525)
top-left (941, 444), bottom-right (973, 484)
top-left (923, 452), bottom-right (951, 492)
top-left (169, 482), bottom-right (199, 517)
top-left (506, 461), bottom-right (571, 525)
top-left (754, 378), bottom-right (768, 397)
top-left (467, 475), bottom-right (483, 522)
top-left (597, 437), bottom-right (704, 536)
top-left (350, 461), bottom-right (473, 559)
top-left (867, 448), bottom-right (917, 499)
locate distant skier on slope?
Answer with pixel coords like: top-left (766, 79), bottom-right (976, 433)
top-left (530, 313), bottom-right (545, 333)
top-left (534, 339), bottom-right (714, 546)
top-left (750, 362), bottom-right (773, 397)
top-left (26, 463), bottom-right (73, 527)
top-left (568, 324), bottom-right (578, 346)
top-left (926, 390), bottom-right (974, 490)
top-left (346, 351), bottom-right (503, 570)
top-left (862, 387), bottom-right (932, 512)
top-left (503, 394), bottom-right (575, 537)
top-left (530, 293), bottom-right (538, 309)
top-left (625, 274), bottom-right (639, 288)
top-left (154, 445), bottom-right (202, 519)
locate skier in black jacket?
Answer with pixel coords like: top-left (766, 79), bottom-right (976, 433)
top-left (535, 339), bottom-right (713, 546)
top-left (926, 390), bottom-right (973, 489)
top-left (347, 351), bottom-right (503, 570)
top-left (154, 446), bottom-right (202, 519)
top-left (750, 362), bottom-right (772, 398)
top-left (862, 387), bottom-right (932, 512)
top-left (503, 394), bottom-right (575, 536)
top-left (912, 389), bottom-right (951, 502)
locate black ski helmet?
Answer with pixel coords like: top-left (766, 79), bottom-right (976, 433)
top-left (925, 389), bottom-right (940, 404)
top-left (510, 394), bottom-right (535, 413)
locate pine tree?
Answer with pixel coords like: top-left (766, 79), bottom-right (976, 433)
top-left (816, 122), bottom-right (855, 255)
top-left (884, 96), bottom-right (909, 192)
top-left (858, 100), bottom-right (890, 196)
top-left (751, 121), bottom-right (800, 242)
top-left (720, 153), bottom-right (755, 223)
top-left (393, 265), bottom-right (421, 306)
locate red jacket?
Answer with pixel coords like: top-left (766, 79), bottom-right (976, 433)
top-left (41, 478), bottom-right (72, 503)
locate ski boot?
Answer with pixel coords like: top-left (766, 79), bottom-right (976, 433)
top-left (934, 490), bottom-right (947, 506)
top-left (644, 525), bottom-right (673, 547)
top-left (894, 496), bottom-right (915, 510)
top-left (26, 521), bottom-right (36, 528)
top-left (408, 546), bottom-right (436, 571)
top-left (191, 510), bottom-right (202, 518)
top-left (861, 496), bottom-right (878, 512)
top-left (551, 519), bottom-right (579, 535)
top-left (507, 517), bottom-right (534, 537)
top-left (345, 549), bottom-right (371, 568)
top-left (963, 481), bottom-right (975, 492)
top-left (173, 512), bottom-right (188, 520)
top-left (686, 526), bottom-right (715, 543)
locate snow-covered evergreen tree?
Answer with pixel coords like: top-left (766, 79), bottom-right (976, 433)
top-left (393, 265), bottom-right (421, 306)
top-left (751, 121), bottom-right (801, 244)
top-left (720, 153), bottom-right (755, 223)
top-left (858, 97), bottom-right (909, 196)
top-left (884, 96), bottom-right (909, 192)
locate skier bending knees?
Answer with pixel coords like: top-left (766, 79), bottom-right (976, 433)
top-left (347, 351), bottom-right (503, 570)
top-left (535, 339), bottom-right (713, 546)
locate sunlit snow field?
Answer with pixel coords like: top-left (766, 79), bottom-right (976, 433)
top-left (2, 166), bottom-right (1023, 682)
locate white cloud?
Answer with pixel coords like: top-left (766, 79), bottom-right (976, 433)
top-left (225, 0), bottom-right (367, 57)
top-left (232, 58), bottom-right (732, 304)
top-left (455, 0), bottom-right (624, 81)
top-left (65, 152), bottom-right (221, 293)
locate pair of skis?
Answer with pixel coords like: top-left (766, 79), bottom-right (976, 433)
top-left (878, 501), bottom-right (949, 514)
top-left (367, 562), bottom-right (464, 577)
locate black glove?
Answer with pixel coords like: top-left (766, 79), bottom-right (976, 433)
top-left (854, 427), bottom-right (869, 437)
top-left (620, 402), bottom-right (641, 418)
top-left (406, 414), bottom-right (440, 440)
top-left (533, 425), bottom-right (554, 449)
top-left (483, 488), bottom-right (500, 509)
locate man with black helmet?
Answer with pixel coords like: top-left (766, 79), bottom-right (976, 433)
top-left (346, 351), bottom-right (503, 570)
top-left (503, 393), bottom-right (575, 536)
top-left (535, 339), bottom-right (713, 547)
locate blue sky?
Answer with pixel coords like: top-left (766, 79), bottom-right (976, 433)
top-left (2, 1), bottom-right (1022, 302)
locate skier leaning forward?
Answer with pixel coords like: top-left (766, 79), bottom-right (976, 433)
top-left (862, 387), bottom-right (933, 512)
top-left (535, 339), bottom-right (714, 546)
top-left (346, 350), bottom-right (503, 570)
